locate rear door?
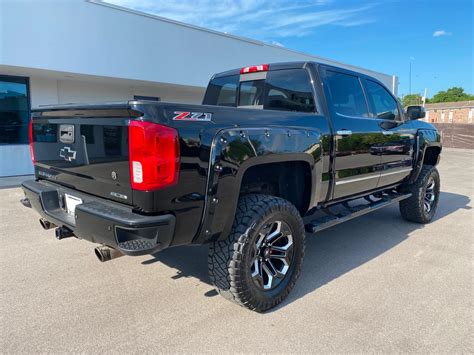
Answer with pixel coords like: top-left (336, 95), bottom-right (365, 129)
top-left (32, 108), bottom-right (134, 204)
top-left (362, 79), bottom-right (416, 187)
top-left (320, 67), bottom-right (384, 199)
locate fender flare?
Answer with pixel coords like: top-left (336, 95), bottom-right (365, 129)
top-left (193, 126), bottom-right (323, 243)
top-left (408, 129), bottom-right (442, 184)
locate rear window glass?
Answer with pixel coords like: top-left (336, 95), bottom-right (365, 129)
top-left (325, 71), bottom-right (369, 117)
top-left (239, 80), bottom-right (265, 107)
top-left (264, 69), bottom-right (315, 112)
top-left (32, 123), bottom-right (57, 143)
top-left (203, 69), bottom-right (316, 113)
top-left (203, 75), bottom-right (239, 107)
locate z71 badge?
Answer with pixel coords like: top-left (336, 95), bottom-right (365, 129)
top-left (173, 111), bottom-right (212, 121)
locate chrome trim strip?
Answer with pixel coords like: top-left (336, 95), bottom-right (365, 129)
top-left (335, 168), bottom-right (412, 186)
top-left (335, 174), bottom-right (379, 185)
top-left (380, 168), bottom-right (412, 177)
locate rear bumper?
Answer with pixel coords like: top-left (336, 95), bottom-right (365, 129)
top-left (21, 179), bottom-right (175, 255)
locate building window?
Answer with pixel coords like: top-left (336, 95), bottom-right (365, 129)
top-left (0, 75), bottom-right (30, 144)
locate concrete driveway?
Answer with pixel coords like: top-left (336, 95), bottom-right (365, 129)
top-left (1, 149), bottom-right (472, 353)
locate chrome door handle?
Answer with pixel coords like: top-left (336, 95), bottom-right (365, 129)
top-left (337, 130), bottom-right (352, 136)
top-left (382, 131), bottom-right (394, 135)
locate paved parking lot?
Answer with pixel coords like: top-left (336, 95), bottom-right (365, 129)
top-left (1, 149), bottom-right (472, 353)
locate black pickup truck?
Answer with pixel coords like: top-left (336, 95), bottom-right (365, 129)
top-left (22, 61), bottom-right (441, 312)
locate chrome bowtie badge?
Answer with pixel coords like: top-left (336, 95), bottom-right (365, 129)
top-left (60, 147), bottom-right (77, 162)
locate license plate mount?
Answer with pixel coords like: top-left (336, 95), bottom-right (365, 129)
top-left (64, 193), bottom-right (83, 215)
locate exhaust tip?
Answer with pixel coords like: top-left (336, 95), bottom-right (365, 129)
top-left (39, 218), bottom-right (56, 230)
top-left (94, 247), bottom-right (107, 262)
top-left (94, 246), bottom-right (123, 262)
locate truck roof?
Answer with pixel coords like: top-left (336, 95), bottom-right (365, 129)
top-left (212, 60), bottom-right (379, 81)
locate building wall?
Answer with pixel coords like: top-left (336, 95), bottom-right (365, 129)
top-left (0, 0), bottom-right (396, 93)
top-left (0, 0), bottom-right (398, 176)
top-left (422, 103), bottom-right (474, 149)
top-left (0, 74), bottom-right (205, 177)
top-left (423, 107), bottom-right (474, 124)
top-left (29, 76), bottom-right (204, 108)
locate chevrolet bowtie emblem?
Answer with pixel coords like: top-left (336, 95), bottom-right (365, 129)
top-left (60, 147), bottom-right (77, 162)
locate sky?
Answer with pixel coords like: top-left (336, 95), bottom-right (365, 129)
top-left (106, 0), bottom-right (473, 98)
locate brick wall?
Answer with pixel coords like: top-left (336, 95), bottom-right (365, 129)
top-left (422, 107), bottom-right (474, 124)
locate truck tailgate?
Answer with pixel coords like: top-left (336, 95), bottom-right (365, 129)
top-left (31, 106), bottom-right (138, 205)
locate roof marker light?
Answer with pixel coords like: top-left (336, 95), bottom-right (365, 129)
top-left (240, 64), bottom-right (269, 74)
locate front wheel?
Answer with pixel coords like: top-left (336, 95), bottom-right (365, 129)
top-left (208, 194), bottom-right (305, 312)
top-left (399, 165), bottom-right (440, 223)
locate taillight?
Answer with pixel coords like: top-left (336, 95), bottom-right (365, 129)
top-left (128, 120), bottom-right (180, 191)
top-left (240, 64), bottom-right (269, 74)
top-left (29, 118), bottom-right (35, 164)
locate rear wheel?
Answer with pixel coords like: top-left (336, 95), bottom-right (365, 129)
top-left (208, 194), bottom-right (305, 312)
top-left (399, 165), bottom-right (440, 223)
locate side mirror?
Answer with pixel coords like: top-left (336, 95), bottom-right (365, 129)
top-left (406, 105), bottom-right (426, 120)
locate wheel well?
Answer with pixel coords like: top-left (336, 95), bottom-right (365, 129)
top-left (239, 161), bottom-right (311, 215)
top-left (423, 146), bottom-right (441, 166)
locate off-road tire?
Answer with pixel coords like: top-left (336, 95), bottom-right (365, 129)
top-left (208, 194), bottom-right (305, 312)
top-left (399, 165), bottom-right (440, 223)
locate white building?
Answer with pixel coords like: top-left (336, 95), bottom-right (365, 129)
top-left (0, 0), bottom-right (398, 177)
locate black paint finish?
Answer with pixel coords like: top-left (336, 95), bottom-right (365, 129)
top-left (28, 61), bottom-right (441, 250)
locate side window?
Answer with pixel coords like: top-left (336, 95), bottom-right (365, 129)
top-left (239, 80), bottom-right (265, 107)
top-left (364, 80), bottom-right (400, 120)
top-left (324, 71), bottom-right (369, 117)
top-left (202, 75), bottom-right (239, 106)
top-left (264, 69), bottom-right (315, 112)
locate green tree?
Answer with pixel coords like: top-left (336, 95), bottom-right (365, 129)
top-left (402, 94), bottom-right (424, 107)
top-left (430, 87), bottom-right (474, 103)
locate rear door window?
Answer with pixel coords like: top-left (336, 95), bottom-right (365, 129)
top-left (263, 69), bottom-right (315, 112)
top-left (324, 71), bottom-right (369, 117)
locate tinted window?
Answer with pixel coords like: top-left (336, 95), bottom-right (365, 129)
top-left (80, 125), bottom-right (95, 144)
top-left (203, 75), bottom-right (239, 107)
top-left (33, 124), bottom-right (57, 143)
top-left (0, 76), bottom-right (30, 144)
top-left (325, 71), bottom-right (369, 117)
top-left (239, 80), bottom-right (265, 107)
top-left (264, 69), bottom-right (315, 112)
top-left (365, 80), bottom-right (400, 120)
top-left (103, 126), bottom-right (122, 156)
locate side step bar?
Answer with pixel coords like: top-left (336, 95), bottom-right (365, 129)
top-left (305, 192), bottom-right (412, 234)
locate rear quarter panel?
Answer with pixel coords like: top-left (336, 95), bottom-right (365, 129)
top-left (194, 126), bottom-right (323, 244)
top-left (131, 102), bottom-right (330, 246)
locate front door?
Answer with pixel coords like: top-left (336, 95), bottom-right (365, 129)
top-left (362, 79), bottom-right (416, 187)
top-left (321, 68), bottom-right (384, 199)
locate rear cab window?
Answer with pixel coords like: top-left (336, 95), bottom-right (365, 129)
top-left (203, 68), bottom-right (316, 113)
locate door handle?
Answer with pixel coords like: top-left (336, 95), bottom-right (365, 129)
top-left (382, 131), bottom-right (394, 135)
top-left (336, 130), bottom-right (352, 136)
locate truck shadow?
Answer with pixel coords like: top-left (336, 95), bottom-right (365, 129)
top-left (142, 191), bottom-right (471, 307)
